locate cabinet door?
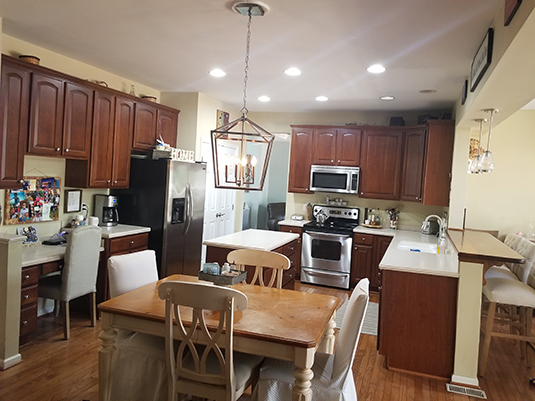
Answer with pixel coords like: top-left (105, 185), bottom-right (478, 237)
top-left (336, 129), bottom-right (361, 166)
top-left (400, 128), bottom-right (426, 202)
top-left (158, 108), bottom-right (179, 148)
top-left (280, 226), bottom-right (302, 278)
top-left (132, 102), bottom-right (158, 150)
top-left (312, 128), bottom-right (337, 165)
top-left (62, 82), bottom-right (94, 159)
top-left (111, 97), bottom-right (135, 188)
top-left (28, 72), bottom-right (64, 156)
top-left (288, 128), bottom-right (314, 193)
top-left (351, 243), bottom-right (373, 286)
top-left (0, 61), bottom-right (30, 188)
top-left (373, 235), bottom-right (392, 287)
top-left (359, 130), bottom-right (403, 200)
top-left (421, 120), bottom-right (455, 206)
top-left (90, 91), bottom-right (115, 187)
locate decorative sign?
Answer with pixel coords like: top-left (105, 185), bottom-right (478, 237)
top-left (470, 28), bottom-right (494, 92)
top-left (5, 177), bottom-right (61, 225)
top-left (504, 0), bottom-right (522, 26)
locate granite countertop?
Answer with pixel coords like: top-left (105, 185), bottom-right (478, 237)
top-left (278, 218), bottom-right (310, 228)
top-left (203, 228), bottom-right (299, 251)
top-left (99, 224), bottom-right (151, 239)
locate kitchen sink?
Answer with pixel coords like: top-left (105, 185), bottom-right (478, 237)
top-left (397, 240), bottom-right (438, 254)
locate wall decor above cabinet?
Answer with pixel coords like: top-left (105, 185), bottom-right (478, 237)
top-left (288, 121), bottom-right (454, 206)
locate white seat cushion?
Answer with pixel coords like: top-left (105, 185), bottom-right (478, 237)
top-left (485, 265), bottom-right (519, 281)
top-left (483, 278), bottom-right (535, 308)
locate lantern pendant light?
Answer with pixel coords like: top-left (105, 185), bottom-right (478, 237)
top-left (468, 118), bottom-right (486, 174)
top-left (479, 108), bottom-right (498, 173)
top-left (211, 2), bottom-right (274, 191)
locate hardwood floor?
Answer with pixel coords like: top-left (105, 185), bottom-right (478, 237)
top-left (1, 283), bottom-right (534, 401)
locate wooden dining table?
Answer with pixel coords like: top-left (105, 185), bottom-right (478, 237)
top-left (98, 274), bottom-right (340, 401)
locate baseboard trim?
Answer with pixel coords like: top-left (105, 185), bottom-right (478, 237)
top-left (0, 353), bottom-right (22, 370)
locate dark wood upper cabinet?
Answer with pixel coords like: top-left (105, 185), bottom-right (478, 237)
top-left (400, 127), bottom-right (426, 202)
top-left (158, 108), bottom-right (179, 148)
top-left (132, 102), bottom-right (178, 151)
top-left (62, 82), bottom-right (94, 159)
top-left (312, 128), bottom-right (361, 166)
top-left (359, 129), bottom-right (403, 200)
top-left (421, 120), bottom-right (455, 206)
top-left (0, 59), bottom-right (30, 188)
top-left (288, 127), bottom-right (315, 193)
top-left (110, 97), bottom-right (135, 188)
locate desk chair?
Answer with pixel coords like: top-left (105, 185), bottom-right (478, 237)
top-left (158, 281), bottom-right (264, 401)
top-left (107, 249), bottom-right (168, 401)
top-left (38, 225), bottom-right (102, 340)
top-left (252, 278), bottom-right (369, 401)
top-left (267, 202), bottom-right (285, 231)
top-left (227, 249), bottom-right (290, 289)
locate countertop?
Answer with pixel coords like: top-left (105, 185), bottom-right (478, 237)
top-left (99, 224), bottom-right (151, 239)
top-left (278, 218), bottom-right (310, 228)
top-left (203, 228), bottom-right (299, 251)
top-left (379, 230), bottom-right (459, 278)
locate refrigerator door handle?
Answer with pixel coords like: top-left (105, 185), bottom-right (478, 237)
top-left (185, 183), bottom-right (192, 234)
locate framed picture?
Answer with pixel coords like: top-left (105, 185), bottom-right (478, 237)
top-left (461, 79), bottom-right (468, 105)
top-left (17, 226), bottom-right (40, 246)
top-left (64, 189), bottom-right (82, 213)
top-left (504, 0), bottom-right (522, 26)
top-left (470, 28), bottom-right (494, 92)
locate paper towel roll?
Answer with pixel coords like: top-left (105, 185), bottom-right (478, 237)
top-left (88, 216), bottom-right (99, 226)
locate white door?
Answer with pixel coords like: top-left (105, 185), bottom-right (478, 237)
top-left (200, 138), bottom-right (236, 263)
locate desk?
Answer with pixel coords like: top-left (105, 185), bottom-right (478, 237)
top-left (98, 274), bottom-right (339, 401)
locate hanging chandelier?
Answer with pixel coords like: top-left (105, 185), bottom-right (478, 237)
top-left (211, 2), bottom-right (274, 191)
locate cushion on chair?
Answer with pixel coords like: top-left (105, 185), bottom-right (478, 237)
top-left (108, 250), bottom-right (159, 298)
top-left (485, 265), bottom-right (519, 281)
top-left (504, 234), bottom-right (535, 284)
top-left (483, 278), bottom-right (535, 308)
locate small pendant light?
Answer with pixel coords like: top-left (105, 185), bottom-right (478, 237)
top-left (479, 109), bottom-right (498, 173)
top-left (468, 118), bottom-right (486, 174)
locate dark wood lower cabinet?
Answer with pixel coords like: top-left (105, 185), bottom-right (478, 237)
top-left (351, 233), bottom-right (392, 289)
top-left (378, 269), bottom-right (458, 379)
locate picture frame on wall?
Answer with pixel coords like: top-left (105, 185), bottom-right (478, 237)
top-left (64, 189), bottom-right (82, 213)
top-left (470, 28), bottom-right (494, 92)
top-left (461, 79), bottom-right (468, 105)
top-left (504, 0), bottom-right (522, 26)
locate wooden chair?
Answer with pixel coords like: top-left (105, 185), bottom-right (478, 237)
top-left (38, 225), bottom-right (102, 340)
top-left (107, 249), bottom-right (168, 401)
top-left (227, 249), bottom-right (290, 289)
top-left (158, 281), bottom-right (264, 401)
top-left (252, 278), bottom-right (370, 401)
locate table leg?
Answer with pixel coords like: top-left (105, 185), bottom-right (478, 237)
top-left (318, 315), bottom-right (336, 354)
top-left (99, 313), bottom-right (117, 401)
top-left (292, 347), bottom-right (315, 401)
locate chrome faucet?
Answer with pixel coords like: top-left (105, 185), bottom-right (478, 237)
top-left (422, 214), bottom-right (447, 240)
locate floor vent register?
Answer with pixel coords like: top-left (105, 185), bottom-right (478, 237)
top-left (446, 383), bottom-right (487, 399)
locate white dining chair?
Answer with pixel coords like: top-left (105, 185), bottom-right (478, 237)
top-left (252, 278), bottom-right (369, 401)
top-left (107, 249), bottom-right (168, 401)
top-left (38, 225), bottom-right (102, 340)
top-left (227, 249), bottom-right (290, 289)
top-left (158, 281), bottom-right (264, 401)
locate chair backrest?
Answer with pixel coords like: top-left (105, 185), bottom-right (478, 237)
top-left (332, 278), bottom-right (369, 381)
top-left (61, 225), bottom-right (102, 301)
top-left (158, 281), bottom-right (248, 401)
top-left (504, 233), bottom-right (535, 286)
top-left (226, 249), bottom-right (290, 288)
top-left (108, 250), bottom-right (159, 298)
top-left (267, 203), bottom-right (285, 231)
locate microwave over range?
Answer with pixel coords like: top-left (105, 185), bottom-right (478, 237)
top-left (309, 165), bottom-right (360, 194)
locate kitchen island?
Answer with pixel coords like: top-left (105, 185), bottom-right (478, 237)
top-left (204, 229), bottom-right (300, 289)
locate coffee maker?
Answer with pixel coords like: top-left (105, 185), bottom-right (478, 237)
top-left (94, 195), bottom-right (119, 227)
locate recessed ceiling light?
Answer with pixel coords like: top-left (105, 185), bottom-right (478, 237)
top-left (210, 69), bottom-right (226, 77)
top-left (419, 89), bottom-right (437, 93)
top-left (380, 96), bottom-right (395, 101)
top-left (258, 95), bottom-right (270, 102)
top-left (284, 67), bottom-right (301, 76)
top-left (367, 64), bottom-right (386, 74)
top-left (315, 96), bottom-right (328, 102)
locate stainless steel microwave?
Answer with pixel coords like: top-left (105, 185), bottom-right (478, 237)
top-left (309, 165), bottom-right (360, 194)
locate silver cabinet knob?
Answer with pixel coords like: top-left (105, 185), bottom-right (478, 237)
top-left (65, 148), bottom-right (69, 152)
top-left (114, 180), bottom-right (117, 184)
top-left (56, 148), bottom-right (60, 151)
top-left (24, 274), bottom-right (30, 280)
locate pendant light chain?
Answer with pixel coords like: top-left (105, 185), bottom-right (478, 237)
top-left (241, 8), bottom-right (252, 117)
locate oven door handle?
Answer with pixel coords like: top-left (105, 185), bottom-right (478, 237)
top-left (302, 268), bottom-right (348, 278)
top-left (304, 231), bottom-right (350, 240)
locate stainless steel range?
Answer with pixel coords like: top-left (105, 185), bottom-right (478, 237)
top-left (301, 205), bottom-right (360, 289)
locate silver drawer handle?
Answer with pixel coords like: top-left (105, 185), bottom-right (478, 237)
top-left (22, 320), bottom-right (28, 326)
top-left (23, 294), bottom-right (29, 300)
top-left (24, 274), bottom-right (30, 280)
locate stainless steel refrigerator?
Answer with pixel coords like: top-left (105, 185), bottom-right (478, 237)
top-left (112, 157), bottom-right (207, 277)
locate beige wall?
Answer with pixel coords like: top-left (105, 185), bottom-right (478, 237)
top-left (464, 110), bottom-right (535, 238)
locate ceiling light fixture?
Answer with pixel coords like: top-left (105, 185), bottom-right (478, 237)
top-left (367, 64), bottom-right (386, 73)
top-left (468, 118), bottom-right (486, 174)
top-left (211, 2), bottom-right (274, 191)
top-left (210, 68), bottom-right (226, 77)
top-left (315, 96), bottom-right (328, 102)
top-left (479, 108), bottom-right (498, 173)
top-left (380, 96), bottom-right (395, 100)
top-left (258, 95), bottom-right (270, 102)
top-left (284, 67), bottom-right (301, 76)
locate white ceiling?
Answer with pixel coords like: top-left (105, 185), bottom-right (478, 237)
top-left (0, 0), bottom-right (504, 113)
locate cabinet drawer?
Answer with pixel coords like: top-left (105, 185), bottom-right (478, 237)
top-left (287, 249), bottom-right (299, 270)
top-left (21, 284), bottom-right (38, 307)
top-left (283, 239), bottom-right (300, 256)
top-left (20, 304), bottom-right (37, 337)
top-left (21, 266), bottom-right (39, 287)
top-left (283, 266), bottom-right (296, 284)
top-left (354, 233), bottom-right (374, 245)
top-left (109, 233), bottom-right (149, 254)
top-left (41, 260), bottom-right (63, 275)
top-left (280, 225), bottom-right (303, 235)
